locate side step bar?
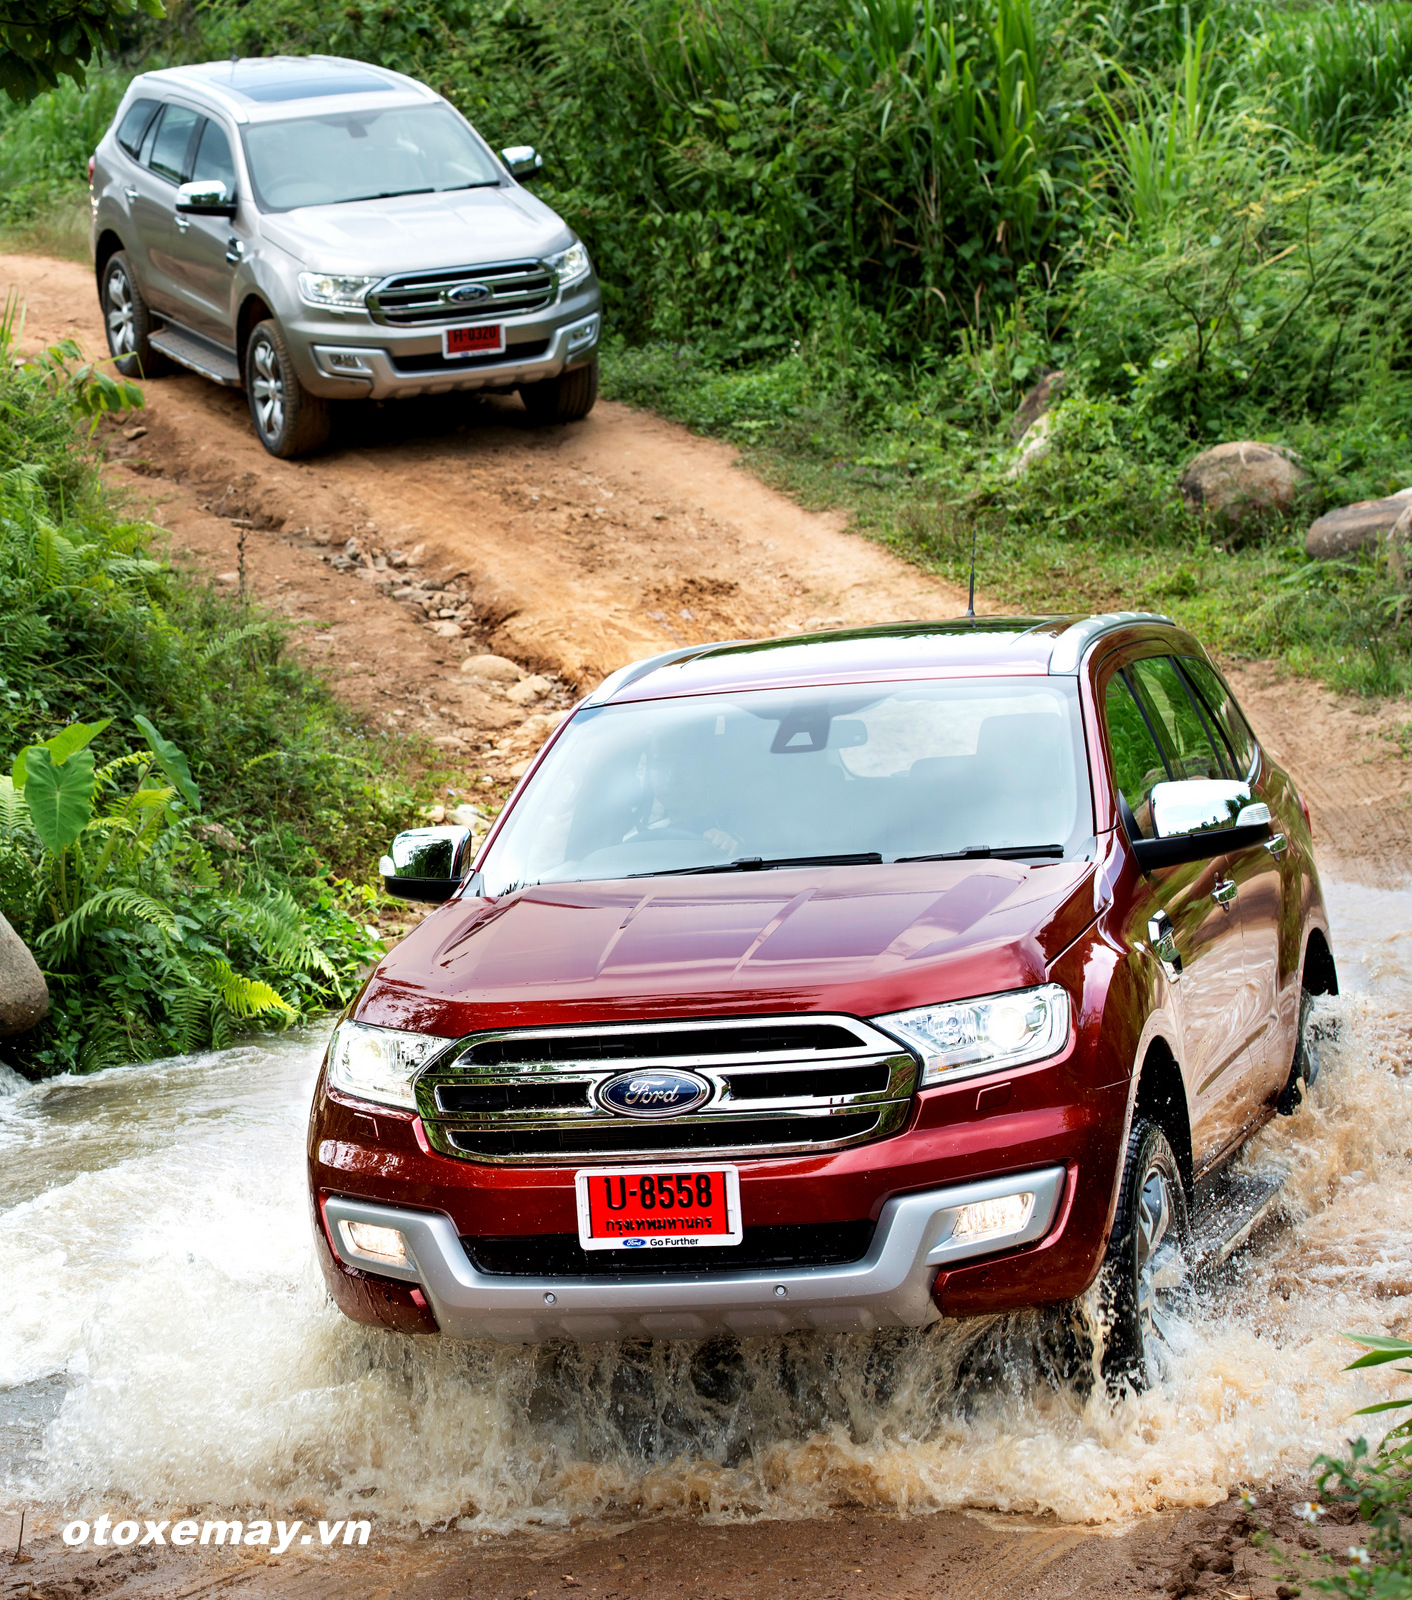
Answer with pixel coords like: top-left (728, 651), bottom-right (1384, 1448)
top-left (1188, 1168), bottom-right (1285, 1274)
top-left (149, 324), bottom-right (242, 387)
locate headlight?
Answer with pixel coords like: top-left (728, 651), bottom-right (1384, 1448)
top-left (875, 984), bottom-right (1071, 1087)
top-left (326, 1019), bottom-right (447, 1109)
top-left (297, 272), bottom-right (380, 309)
top-left (546, 241), bottom-right (591, 288)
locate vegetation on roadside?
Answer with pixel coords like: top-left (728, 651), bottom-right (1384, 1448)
top-left (0, 313), bottom-right (407, 1076)
top-left (4, 0), bottom-right (1409, 689)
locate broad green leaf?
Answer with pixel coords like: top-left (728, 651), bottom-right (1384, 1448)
top-left (133, 715), bottom-right (201, 811)
top-left (1343, 1333), bottom-right (1412, 1369)
top-left (11, 717), bottom-right (112, 787)
top-left (23, 746), bottom-right (96, 854)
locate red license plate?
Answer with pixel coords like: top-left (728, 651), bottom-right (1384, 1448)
top-left (575, 1165), bottom-right (742, 1251)
top-left (443, 323), bottom-right (504, 359)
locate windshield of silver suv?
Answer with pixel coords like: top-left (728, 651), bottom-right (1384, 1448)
top-left (478, 677), bottom-right (1092, 894)
top-left (242, 104), bottom-right (502, 210)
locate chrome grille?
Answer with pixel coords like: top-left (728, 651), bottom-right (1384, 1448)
top-left (415, 1015), bottom-right (918, 1164)
top-left (366, 260), bottom-right (555, 326)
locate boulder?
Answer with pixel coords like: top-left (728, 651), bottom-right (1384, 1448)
top-left (1006, 412), bottom-right (1054, 480)
top-left (506, 673), bottom-right (554, 705)
top-left (0, 912), bottom-right (48, 1037)
top-left (460, 654), bottom-right (525, 683)
top-left (1305, 488), bottom-right (1412, 560)
top-left (1388, 502), bottom-right (1412, 583)
top-left (1010, 369), bottom-right (1065, 443)
top-left (1178, 442), bottom-right (1307, 526)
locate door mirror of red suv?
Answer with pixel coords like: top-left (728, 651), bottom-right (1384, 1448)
top-left (1132, 780), bottom-right (1272, 872)
top-left (379, 825), bottom-right (476, 903)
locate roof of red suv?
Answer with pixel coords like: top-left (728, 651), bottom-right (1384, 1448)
top-left (587, 613), bottom-right (1177, 705)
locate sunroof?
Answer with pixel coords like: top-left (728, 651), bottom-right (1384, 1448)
top-left (218, 62), bottom-right (395, 103)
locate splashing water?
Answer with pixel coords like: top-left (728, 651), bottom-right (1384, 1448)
top-left (2, 884), bottom-right (1410, 1530)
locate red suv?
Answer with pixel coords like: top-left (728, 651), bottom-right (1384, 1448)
top-left (308, 615), bottom-right (1334, 1386)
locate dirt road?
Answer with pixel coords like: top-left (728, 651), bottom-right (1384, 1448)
top-left (3, 250), bottom-right (1409, 1600)
top-left (6, 251), bottom-right (1411, 880)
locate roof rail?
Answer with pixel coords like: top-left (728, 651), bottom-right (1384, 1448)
top-left (579, 641), bottom-right (756, 707)
top-left (1047, 612), bottom-right (1174, 676)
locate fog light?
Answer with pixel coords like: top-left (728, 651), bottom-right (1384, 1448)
top-left (327, 351), bottom-right (371, 373)
top-left (566, 314), bottom-right (599, 352)
top-left (951, 1193), bottom-right (1034, 1242)
top-left (340, 1220), bottom-right (407, 1266)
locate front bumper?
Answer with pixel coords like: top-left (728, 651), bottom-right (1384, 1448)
top-left (321, 1165), bottom-right (1067, 1343)
top-left (281, 280), bottom-right (603, 401)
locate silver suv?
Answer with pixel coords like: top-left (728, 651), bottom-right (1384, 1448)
top-left (89, 55), bottom-right (603, 457)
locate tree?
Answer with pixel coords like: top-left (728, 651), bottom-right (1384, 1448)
top-left (0, 0), bottom-right (164, 103)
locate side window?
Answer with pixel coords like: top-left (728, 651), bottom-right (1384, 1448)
top-left (191, 119), bottom-right (237, 195)
top-left (1178, 657), bottom-right (1257, 779)
top-left (116, 99), bottom-right (160, 159)
top-left (147, 104), bottom-right (203, 184)
top-left (1127, 657), bottom-right (1227, 781)
top-left (1103, 675), bottom-right (1169, 838)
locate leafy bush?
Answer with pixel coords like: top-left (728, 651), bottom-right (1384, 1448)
top-left (0, 319), bottom-right (408, 1076)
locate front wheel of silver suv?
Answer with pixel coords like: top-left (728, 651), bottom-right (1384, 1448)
top-left (101, 252), bottom-right (168, 379)
top-left (244, 319), bottom-right (330, 459)
top-left (519, 357), bottom-right (598, 424)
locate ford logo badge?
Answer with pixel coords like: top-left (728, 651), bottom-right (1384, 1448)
top-left (597, 1069), bottom-right (711, 1120)
top-left (448, 282), bottom-right (492, 304)
top-left (624, 1238), bottom-right (647, 1248)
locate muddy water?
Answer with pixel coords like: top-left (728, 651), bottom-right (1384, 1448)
top-left (2, 884), bottom-right (1410, 1532)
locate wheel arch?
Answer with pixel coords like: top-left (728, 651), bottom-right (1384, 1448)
top-left (1302, 926), bottom-right (1338, 996)
top-left (1132, 1038), bottom-right (1193, 1194)
top-left (236, 294), bottom-right (274, 372)
top-left (94, 230), bottom-right (125, 282)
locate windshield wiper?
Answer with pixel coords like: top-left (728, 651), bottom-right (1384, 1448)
top-left (896, 844), bottom-right (1066, 863)
top-left (631, 852), bottom-right (885, 878)
top-left (355, 187), bottom-right (436, 200)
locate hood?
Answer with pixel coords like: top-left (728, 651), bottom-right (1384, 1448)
top-left (259, 185), bottom-right (570, 272)
top-left (356, 860), bottom-right (1101, 1036)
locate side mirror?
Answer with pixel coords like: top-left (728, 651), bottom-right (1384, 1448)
top-left (176, 179), bottom-right (237, 217)
top-left (1132, 780), bottom-right (1272, 871)
top-left (501, 145), bottom-right (543, 181)
top-left (379, 825), bottom-right (476, 904)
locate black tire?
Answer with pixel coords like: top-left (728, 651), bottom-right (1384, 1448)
top-left (1277, 985), bottom-right (1323, 1114)
top-left (518, 357), bottom-right (598, 424)
top-left (1097, 1116), bottom-right (1190, 1393)
top-left (100, 251), bottom-right (168, 379)
top-left (244, 318), bottom-right (330, 458)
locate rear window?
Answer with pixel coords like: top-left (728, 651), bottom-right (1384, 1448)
top-left (115, 98), bottom-right (160, 159)
top-left (477, 677), bottom-right (1093, 895)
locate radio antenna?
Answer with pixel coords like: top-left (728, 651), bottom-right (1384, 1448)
top-left (963, 525), bottom-right (977, 620)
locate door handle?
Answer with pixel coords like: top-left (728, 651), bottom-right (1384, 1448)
top-left (174, 213), bottom-right (190, 231)
top-left (225, 235), bottom-right (245, 265)
top-left (1147, 912), bottom-right (1182, 979)
top-left (1264, 832), bottom-right (1288, 858)
top-left (1211, 878), bottom-right (1238, 910)
top-left (123, 185), bottom-right (139, 202)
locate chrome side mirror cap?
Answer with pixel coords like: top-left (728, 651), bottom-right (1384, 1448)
top-left (1133, 780), bottom-right (1272, 872)
top-left (176, 179), bottom-right (237, 216)
top-left (501, 145), bottom-right (543, 180)
top-left (379, 825), bottom-right (476, 904)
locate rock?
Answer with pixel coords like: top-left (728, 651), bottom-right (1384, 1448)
top-left (421, 804), bottom-right (446, 823)
top-left (1009, 368), bottom-right (1065, 442)
top-left (460, 654), bottom-right (525, 683)
top-left (428, 620), bottom-right (463, 639)
top-left (123, 424), bottom-right (147, 440)
top-left (448, 804), bottom-right (485, 828)
top-left (1305, 487), bottom-right (1412, 559)
top-left (1178, 442), bottom-right (1307, 526)
top-left (1006, 412), bottom-right (1053, 479)
top-left (506, 673), bottom-right (554, 705)
top-left (193, 821), bottom-right (245, 853)
top-left (0, 912), bottom-right (48, 1037)
top-left (1390, 502), bottom-right (1412, 582)
top-left (216, 571), bottom-right (239, 584)
top-left (521, 710), bottom-right (571, 742)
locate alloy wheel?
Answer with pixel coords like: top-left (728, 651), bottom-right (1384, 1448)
top-left (1134, 1157), bottom-right (1185, 1357)
top-left (250, 336), bottom-right (286, 444)
top-left (105, 268), bottom-right (136, 357)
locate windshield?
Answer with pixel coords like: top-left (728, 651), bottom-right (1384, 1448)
top-left (242, 105), bottom-right (501, 211)
top-left (477, 678), bottom-right (1093, 896)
